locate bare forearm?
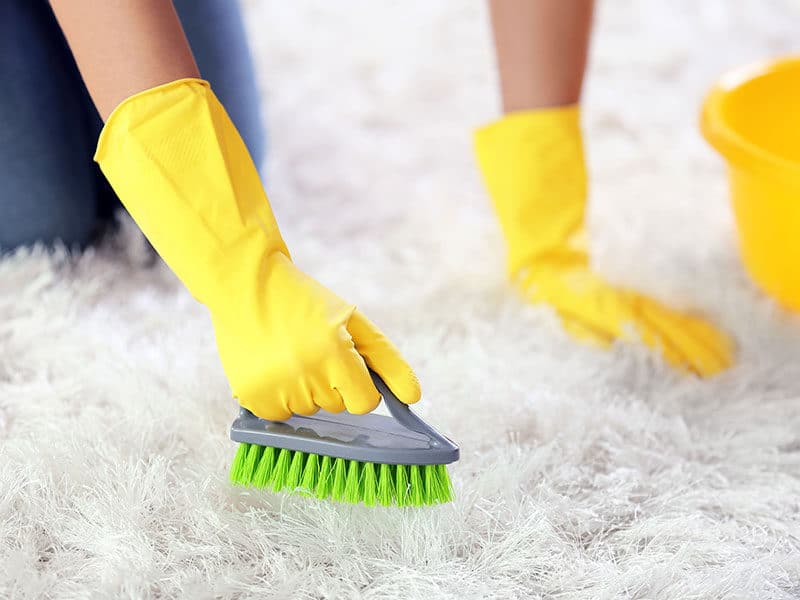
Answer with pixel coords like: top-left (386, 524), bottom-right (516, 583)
top-left (50, 0), bottom-right (199, 120)
top-left (488, 0), bottom-right (594, 112)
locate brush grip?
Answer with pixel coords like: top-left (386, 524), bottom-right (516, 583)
top-left (237, 371), bottom-right (450, 450)
top-left (369, 370), bottom-right (449, 448)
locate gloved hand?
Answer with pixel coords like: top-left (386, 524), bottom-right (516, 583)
top-left (475, 106), bottom-right (734, 376)
top-left (95, 78), bottom-right (420, 418)
top-left (212, 252), bottom-right (421, 419)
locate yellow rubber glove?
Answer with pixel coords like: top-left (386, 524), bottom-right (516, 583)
top-left (95, 78), bottom-right (420, 419)
top-left (475, 106), bottom-right (734, 376)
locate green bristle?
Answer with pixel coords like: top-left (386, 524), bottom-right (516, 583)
top-left (298, 453), bottom-right (319, 495)
top-left (252, 446), bottom-right (277, 488)
top-left (343, 460), bottom-right (361, 503)
top-left (408, 465), bottom-right (425, 506)
top-left (377, 463), bottom-right (394, 506)
top-left (361, 462), bottom-right (377, 507)
top-left (422, 465), bottom-right (435, 500)
top-left (230, 442), bottom-right (454, 507)
top-left (230, 443), bottom-right (251, 484)
top-left (423, 465), bottom-right (443, 504)
top-left (436, 464), bottom-right (453, 503)
top-left (271, 449), bottom-right (292, 492)
top-left (395, 465), bottom-right (409, 507)
top-left (242, 444), bottom-right (264, 481)
top-left (286, 451), bottom-right (306, 489)
top-left (330, 458), bottom-right (347, 502)
top-left (315, 455), bottom-right (333, 499)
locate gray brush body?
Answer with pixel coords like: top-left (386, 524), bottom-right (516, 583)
top-left (230, 372), bottom-right (459, 466)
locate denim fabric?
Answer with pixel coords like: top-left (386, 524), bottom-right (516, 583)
top-left (0, 0), bottom-right (265, 251)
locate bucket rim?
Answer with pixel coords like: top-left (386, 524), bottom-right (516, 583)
top-left (700, 55), bottom-right (800, 182)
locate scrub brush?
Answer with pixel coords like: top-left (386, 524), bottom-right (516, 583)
top-left (230, 372), bottom-right (459, 506)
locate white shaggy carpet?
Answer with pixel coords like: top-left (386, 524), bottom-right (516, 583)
top-left (3, 1), bottom-right (800, 598)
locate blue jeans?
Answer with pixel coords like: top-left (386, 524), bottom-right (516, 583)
top-left (0, 0), bottom-right (265, 251)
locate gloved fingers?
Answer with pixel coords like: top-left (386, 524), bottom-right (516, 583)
top-left (287, 382), bottom-right (320, 417)
top-left (330, 344), bottom-right (381, 415)
top-left (634, 310), bottom-right (689, 372)
top-left (525, 276), bottom-right (624, 346)
top-left (660, 314), bottom-right (732, 377)
top-left (659, 311), bottom-right (733, 372)
top-left (555, 306), bottom-right (617, 347)
top-left (679, 313), bottom-right (736, 365)
top-left (310, 380), bottom-right (346, 414)
top-left (347, 309), bottom-right (421, 405)
top-left (239, 391), bottom-right (292, 422)
top-left (520, 257), bottom-right (735, 377)
top-left (524, 269), bottom-right (633, 344)
top-left (636, 299), bottom-right (733, 377)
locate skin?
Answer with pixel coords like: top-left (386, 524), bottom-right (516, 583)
top-left (51, 0), bottom-right (594, 120)
top-left (49, 0), bottom-right (200, 120)
top-left (488, 0), bottom-right (594, 112)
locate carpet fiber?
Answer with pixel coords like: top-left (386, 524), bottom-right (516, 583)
top-left (3, 1), bottom-right (800, 598)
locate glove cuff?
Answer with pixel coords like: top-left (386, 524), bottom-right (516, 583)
top-left (95, 78), bottom-right (289, 306)
top-left (474, 105), bottom-right (588, 277)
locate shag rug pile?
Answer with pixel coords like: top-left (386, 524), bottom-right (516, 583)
top-left (3, 1), bottom-right (800, 598)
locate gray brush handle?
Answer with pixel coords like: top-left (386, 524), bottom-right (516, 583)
top-left (232, 369), bottom-right (459, 465)
top-left (236, 371), bottom-right (452, 449)
top-left (369, 370), bottom-right (449, 448)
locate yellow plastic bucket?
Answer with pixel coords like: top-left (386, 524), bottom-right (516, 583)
top-left (701, 57), bottom-right (800, 311)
